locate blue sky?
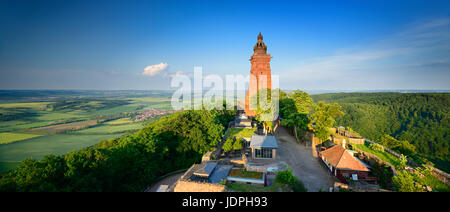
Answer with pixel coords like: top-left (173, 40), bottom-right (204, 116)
top-left (1, 0), bottom-right (449, 90)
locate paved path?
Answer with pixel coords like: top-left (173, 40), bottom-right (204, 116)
top-left (145, 172), bottom-right (184, 192)
top-left (276, 127), bottom-right (336, 192)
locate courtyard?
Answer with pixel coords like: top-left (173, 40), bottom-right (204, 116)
top-left (276, 127), bottom-right (336, 192)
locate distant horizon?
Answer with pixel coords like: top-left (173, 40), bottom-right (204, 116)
top-left (1, 88), bottom-right (449, 94)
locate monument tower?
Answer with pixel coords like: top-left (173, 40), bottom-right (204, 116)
top-left (245, 32), bottom-right (272, 116)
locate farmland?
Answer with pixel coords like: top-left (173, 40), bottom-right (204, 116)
top-left (0, 90), bottom-right (174, 173)
top-left (0, 134), bottom-right (121, 173)
top-left (73, 122), bottom-right (144, 134)
top-left (0, 132), bottom-right (43, 144)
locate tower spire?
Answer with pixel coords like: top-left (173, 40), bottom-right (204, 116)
top-left (253, 32), bottom-right (267, 54)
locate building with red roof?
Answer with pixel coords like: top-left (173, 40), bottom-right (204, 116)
top-left (318, 144), bottom-right (370, 184)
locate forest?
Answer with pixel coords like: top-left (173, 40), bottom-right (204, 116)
top-left (0, 109), bottom-right (235, 191)
top-left (312, 92), bottom-right (449, 172)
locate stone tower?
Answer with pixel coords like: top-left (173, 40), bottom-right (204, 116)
top-left (245, 32), bottom-right (272, 117)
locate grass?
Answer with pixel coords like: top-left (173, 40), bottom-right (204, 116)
top-left (0, 162), bottom-right (22, 174)
top-left (225, 127), bottom-right (256, 139)
top-left (0, 134), bottom-right (123, 173)
top-left (228, 168), bottom-right (263, 179)
top-left (415, 174), bottom-right (450, 192)
top-left (354, 142), bottom-right (450, 192)
top-left (353, 143), bottom-right (401, 167)
top-left (227, 181), bottom-right (289, 192)
top-left (0, 132), bottom-right (43, 144)
top-left (0, 102), bottom-right (51, 110)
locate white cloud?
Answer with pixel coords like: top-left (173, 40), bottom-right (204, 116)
top-left (142, 63), bottom-right (168, 76)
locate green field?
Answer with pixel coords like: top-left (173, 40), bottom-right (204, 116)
top-left (0, 102), bottom-right (50, 109)
top-left (105, 117), bottom-right (133, 125)
top-left (36, 111), bottom-right (86, 121)
top-left (0, 132), bottom-right (43, 144)
top-left (0, 120), bottom-right (54, 132)
top-left (73, 123), bottom-right (144, 134)
top-left (0, 134), bottom-right (122, 173)
top-left (0, 91), bottom-right (174, 173)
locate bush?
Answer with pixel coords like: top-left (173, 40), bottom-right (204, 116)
top-left (275, 169), bottom-right (297, 185)
top-left (275, 169), bottom-right (307, 192)
top-left (369, 143), bottom-right (384, 152)
top-left (392, 170), bottom-right (425, 192)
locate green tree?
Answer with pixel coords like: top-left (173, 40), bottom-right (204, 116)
top-left (311, 101), bottom-right (344, 142)
top-left (311, 92), bottom-right (449, 172)
top-left (279, 89), bottom-right (311, 133)
top-left (222, 137), bottom-right (234, 152)
top-left (393, 170), bottom-right (424, 192)
top-left (369, 143), bottom-right (385, 152)
top-left (288, 89), bottom-right (313, 114)
top-left (233, 138), bottom-right (244, 151)
top-left (251, 88), bottom-right (279, 134)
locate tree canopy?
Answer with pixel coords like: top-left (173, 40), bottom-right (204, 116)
top-left (311, 101), bottom-right (344, 142)
top-left (312, 92), bottom-right (449, 172)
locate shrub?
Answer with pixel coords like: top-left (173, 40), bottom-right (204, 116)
top-left (276, 169), bottom-right (297, 185)
top-left (392, 170), bottom-right (425, 192)
top-left (275, 169), bottom-right (307, 192)
top-left (369, 143), bottom-right (384, 152)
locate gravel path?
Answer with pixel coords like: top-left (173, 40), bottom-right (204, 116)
top-left (276, 127), bottom-right (336, 192)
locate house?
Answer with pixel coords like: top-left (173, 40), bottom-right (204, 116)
top-left (173, 161), bottom-right (233, 192)
top-left (249, 135), bottom-right (278, 160)
top-left (235, 114), bottom-right (253, 128)
top-left (318, 144), bottom-right (370, 184)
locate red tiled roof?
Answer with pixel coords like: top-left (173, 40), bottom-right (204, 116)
top-left (321, 145), bottom-right (369, 172)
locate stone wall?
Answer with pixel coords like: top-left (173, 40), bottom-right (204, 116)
top-left (348, 138), bottom-right (365, 145)
top-left (425, 165), bottom-right (450, 186)
top-left (332, 136), bottom-right (364, 146)
top-left (246, 166), bottom-right (268, 173)
top-left (365, 139), bottom-right (419, 167)
top-left (173, 180), bottom-right (226, 192)
top-left (357, 140), bottom-right (450, 186)
top-left (352, 147), bottom-right (398, 176)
